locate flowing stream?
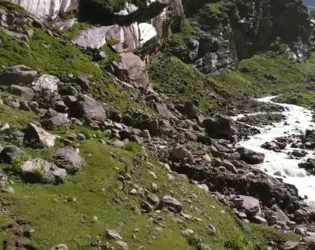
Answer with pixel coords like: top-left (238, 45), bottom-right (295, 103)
top-left (235, 96), bottom-right (315, 205)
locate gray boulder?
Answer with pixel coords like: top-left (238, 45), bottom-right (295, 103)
top-left (0, 145), bottom-right (23, 163)
top-left (53, 148), bottom-right (85, 174)
top-left (75, 95), bottom-right (106, 122)
top-left (162, 195), bottom-right (183, 213)
top-left (21, 158), bottom-right (67, 184)
top-left (33, 74), bottom-right (59, 93)
top-left (154, 103), bottom-right (176, 120)
top-left (231, 195), bottom-right (261, 217)
top-left (237, 147), bottom-right (265, 164)
top-left (202, 115), bottom-right (238, 139)
top-left (8, 85), bottom-right (35, 101)
top-left (41, 113), bottom-right (71, 129)
top-left (112, 52), bottom-right (149, 88)
top-left (0, 65), bottom-right (37, 86)
top-left (183, 101), bottom-right (198, 119)
top-left (170, 144), bottom-right (192, 161)
top-left (24, 123), bottom-right (57, 148)
top-left (282, 241), bottom-right (299, 250)
top-left (304, 234), bottom-right (315, 250)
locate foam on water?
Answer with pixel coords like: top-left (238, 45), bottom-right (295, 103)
top-left (237, 96), bottom-right (315, 204)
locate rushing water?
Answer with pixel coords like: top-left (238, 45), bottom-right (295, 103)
top-left (236, 96), bottom-right (315, 204)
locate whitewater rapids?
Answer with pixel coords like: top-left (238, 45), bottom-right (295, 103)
top-left (236, 96), bottom-right (315, 204)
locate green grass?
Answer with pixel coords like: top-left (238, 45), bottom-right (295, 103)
top-left (1, 140), bottom-right (303, 250)
top-left (169, 19), bottom-right (195, 48)
top-left (149, 55), bottom-right (219, 112)
top-left (0, 29), bottom-right (102, 79)
top-left (210, 51), bottom-right (315, 100)
top-left (0, 104), bottom-right (37, 129)
top-left (63, 22), bottom-right (92, 38)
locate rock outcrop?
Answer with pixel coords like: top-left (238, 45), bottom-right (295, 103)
top-left (171, 0), bottom-right (314, 73)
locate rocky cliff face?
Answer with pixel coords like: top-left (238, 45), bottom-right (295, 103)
top-left (10, 0), bottom-right (314, 75)
top-left (171, 0), bottom-right (315, 73)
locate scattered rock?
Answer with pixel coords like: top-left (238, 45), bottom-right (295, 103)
top-left (0, 65), bottom-right (37, 86)
top-left (24, 123), bottom-right (57, 148)
top-left (237, 147), bottom-right (265, 164)
top-left (50, 244), bottom-right (68, 250)
top-left (182, 229), bottom-right (194, 236)
top-left (21, 158), bottom-right (67, 184)
top-left (282, 241), bottom-right (299, 250)
top-left (231, 195), bottom-right (261, 217)
top-left (154, 103), bottom-right (176, 120)
top-left (105, 229), bottom-right (123, 240)
top-left (304, 234), bottom-right (315, 250)
top-left (41, 113), bottom-right (71, 129)
top-left (208, 224), bottom-right (216, 234)
top-left (170, 145), bottom-right (192, 161)
top-left (162, 195), bottom-right (183, 213)
top-left (33, 74), bottom-right (59, 93)
top-left (0, 145), bottom-right (23, 163)
top-left (202, 116), bottom-right (238, 139)
top-left (8, 85), bottom-right (34, 101)
top-left (115, 240), bottom-right (129, 250)
top-left (53, 148), bottom-right (85, 174)
top-left (75, 95), bottom-right (106, 122)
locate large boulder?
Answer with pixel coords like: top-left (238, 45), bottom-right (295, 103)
top-left (304, 233), bottom-right (315, 250)
top-left (169, 144), bottom-right (193, 161)
top-left (237, 147), bottom-right (265, 164)
top-left (74, 95), bottom-right (106, 122)
top-left (154, 103), bottom-right (176, 120)
top-left (41, 113), bottom-right (71, 129)
top-left (162, 195), bottom-right (183, 213)
top-left (202, 116), bottom-right (238, 139)
top-left (231, 195), bottom-right (261, 217)
top-left (183, 101), bottom-right (198, 119)
top-left (8, 85), bottom-right (35, 101)
top-left (53, 148), bottom-right (84, 174)
top-left (23, 123), bottom-right (57, 148)
top-left (21, 158), bottom-right (67, 184)
top-left (0, 65), bottom-right (37, 86)
top-left (32, 74), bottom-right (59, 93)
top-left (0, 145), bottom-right (23, 164)
top-left (112, 53), bottom-right (150, 89)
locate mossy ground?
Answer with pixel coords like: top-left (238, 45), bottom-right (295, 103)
top-left (0, 137), bottom-right (304, 250)
top-left (0, 30), bottom-right (102, 79)
top-left (150, 49), bottom-right (315, 111)
top-left (149, 55), bottom-right (219, 112)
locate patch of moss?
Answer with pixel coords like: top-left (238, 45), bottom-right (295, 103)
top-left (149, 55), bottom-right (219, 111)
top-left (169, 19), bottom-right (195, 48)
top-left (123, 141), bottom-right (142, 153)
top-left (0, 29), bottom-right (102, 79)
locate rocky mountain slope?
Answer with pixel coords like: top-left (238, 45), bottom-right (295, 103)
top-left (0, 0), bottom-right (315, 249)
